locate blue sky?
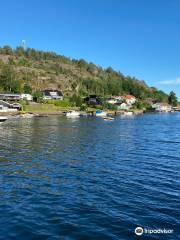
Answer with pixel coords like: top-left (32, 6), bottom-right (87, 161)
top-left (0, 0), bottom-right (180, 98)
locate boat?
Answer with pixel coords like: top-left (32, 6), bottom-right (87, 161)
top-left (124, 111), bottom-right (133, 116)
top-left (66, 111), bottom-right (80, 117)
top-left (0, 116), bottom-right (8, 123)
top-left (95, 110), bottom-right (107, 117)
top-left (20, 113), bottom-right (35, 118)
top-left (103, 116), bottom-right (114, 121)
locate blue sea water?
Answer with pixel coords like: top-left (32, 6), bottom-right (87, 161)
top-left (0, 113), bottom-right (179, 239)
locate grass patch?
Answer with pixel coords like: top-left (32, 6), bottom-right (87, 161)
top-left (23, 103), bottom-right (79, 113)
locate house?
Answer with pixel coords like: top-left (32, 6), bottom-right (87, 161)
top-left (11, 102), bottom-right (22, 110)
top-left (152, 102), bottom-right (172, 112)
top-left (84, 95), bottom-right (101, 106)
top-left (0, 101), bottom-right (11, 112)
top-left (172, 106), bottom-right (180, 111)
top-left (42, 90), bottom-right (63, 100)
top-left (0, 93), bottom-right (21, 101)
top-left (20, 94), bottom-right (33, 101)
top-left (107, 95), bottom-right (136, 106)
top-left (107, 98), bottom-right (118, 104)
top-left (121, 95), bottom-right (136, 105)
top-left (117, 102), bottom-right (130, 110)
top-left (107, 96), bottom-right (122, 104)
top-left (0, 100), bottom-right (21, 112)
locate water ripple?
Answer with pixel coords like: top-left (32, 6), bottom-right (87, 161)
top-left (0, 113), bottom-right (179, 239)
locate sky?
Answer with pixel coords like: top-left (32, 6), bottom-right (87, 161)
top-left (0, 0), bottom-right (180, 98)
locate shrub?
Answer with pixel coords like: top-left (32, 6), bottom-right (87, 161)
top-left (80, 104), bottom-right (87, 111)
top-left (102, 102), bottom-right (118, 110)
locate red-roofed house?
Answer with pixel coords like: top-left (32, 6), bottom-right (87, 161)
top-left (121, 95), bottom-right (136, 105)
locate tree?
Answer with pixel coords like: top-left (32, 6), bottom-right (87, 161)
top-left (33, 91), bottom-right (43, 102)
top-left (87, 63), bottom-right (98, 75)
top-left (70, 94), bottom-right (82, 107)
top-left (0, 64), bottom-right (16, 92)
top-left (15, 46), bottom-right (25, 56)
top-left (77, 59), bottom-right (88, 69)
top-left (11, 80), bottom-right (22, 93)
top-left (168, 91), bottom-right (178, 106)
top-left (106, 67), bottom-right (114, 74)
top-left (0, 45), bottom-right (13, 55)
top-left (24, 84), bottom-right (32, 94)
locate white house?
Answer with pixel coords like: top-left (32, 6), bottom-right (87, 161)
top-left (117, 102), bottom-right (130, 110)
top-left (107, 95), bottom-right (136, 107)
top-left (152, 103), bottom-right (172, 112)
top-left (42, 90), bottom-right (63, 100)
top-left (121, 95), bottom-right (136, 105)
top-left (0, 93), bottom-right (21, 101)
top-left (107, 98), bottom-right (118, 104)
top-left (107, 96), bottom-right (123, 105)
top-left (20, 94), bottom-right (33, 101)
top-left (0, 100), bottom-right (20, 112)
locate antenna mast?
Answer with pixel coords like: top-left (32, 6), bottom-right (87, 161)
top-left (22, 40), bottom-right (26, 50)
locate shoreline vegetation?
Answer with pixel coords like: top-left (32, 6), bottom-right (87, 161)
top-left (1, 102), bottom-right (178, 118)
top-left (0, 106), bottom-right (144, 117)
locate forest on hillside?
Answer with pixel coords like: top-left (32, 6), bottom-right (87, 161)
top-left (0, 45), bottom-right (172, 104)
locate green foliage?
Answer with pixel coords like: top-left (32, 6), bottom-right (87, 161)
top-left (70, 94), bottom-right (82, 107)
top-left (11, 80), bottom-right (22, 93)
top-left (87, 63), bottom-right (98, 75)
top-left (151, 90), bottom-right (168, 102)
top-left (15, 47), bottom-right (25, 56)
top-left (168, 91), bottom-right (178, 106)
top-left (18, 58), bottom-right (29, 66)
top-left (133, 100), bottom-right (153, 110)
top-left (102, 102), bottom-right (118, 110)
top-left (80, 104), bottom-right (87, 111)
top-left (133, 100), bottom-right (144, 109)
top-left (0, 45), bottom-right (173, 103)
top-left (8, 57), bottom-right (16, 65)
top-left (0, 64), bottom-right (15, 91)
top-left (0, 45), bottom-right (13, 55)
top-left (24, 84), bottom-right (32, 94)
top-left (77, 59), bottom-right (88, 69)
top-left (33, 91), bottom-right (43, 102)
top-left (0, 64), bottom-right (22, 92)
top-left (0, 59), bottom-right (4, 67)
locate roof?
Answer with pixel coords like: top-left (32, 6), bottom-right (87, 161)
top-left (42, 90), bottom-right (63, 96)
top-left (0, 100), bottom-right (22, 108)
top-left (111, 96), bottom-right (122, 99)
top-left (0, 93), bottom-right (21, 97)
top-left (121, 95), bottom-right (136, 100)
top-left (21, 93), bottom-right (32, 96)
top-left (0, 100), bottom-right (11, 107)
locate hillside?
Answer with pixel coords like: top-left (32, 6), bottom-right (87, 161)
top-left (0, 45), bottom-right (169, 102)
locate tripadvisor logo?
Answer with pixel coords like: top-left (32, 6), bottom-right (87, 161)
top-left (135, 226), bottom-right (174, 236)
top-left (135, 227), bottom-right (143, 236)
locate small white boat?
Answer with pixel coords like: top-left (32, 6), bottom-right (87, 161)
top-left (20, 113), bottom-right (35, 118)
top-left (95, 110), bottom-right (107, 117)
top-left (0, 116), bottom-right (8, 123)
top-left (103, 116), bottom-right (114, 121)
top-left (124, 111), bottom-right (133, 116)
top-left (80, 112), bottom-right (88, 117)
top-left (66, 111), bottom-right (80, 118)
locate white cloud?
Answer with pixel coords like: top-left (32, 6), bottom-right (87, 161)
top-left (159, 77), bottom-right (180, 85)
